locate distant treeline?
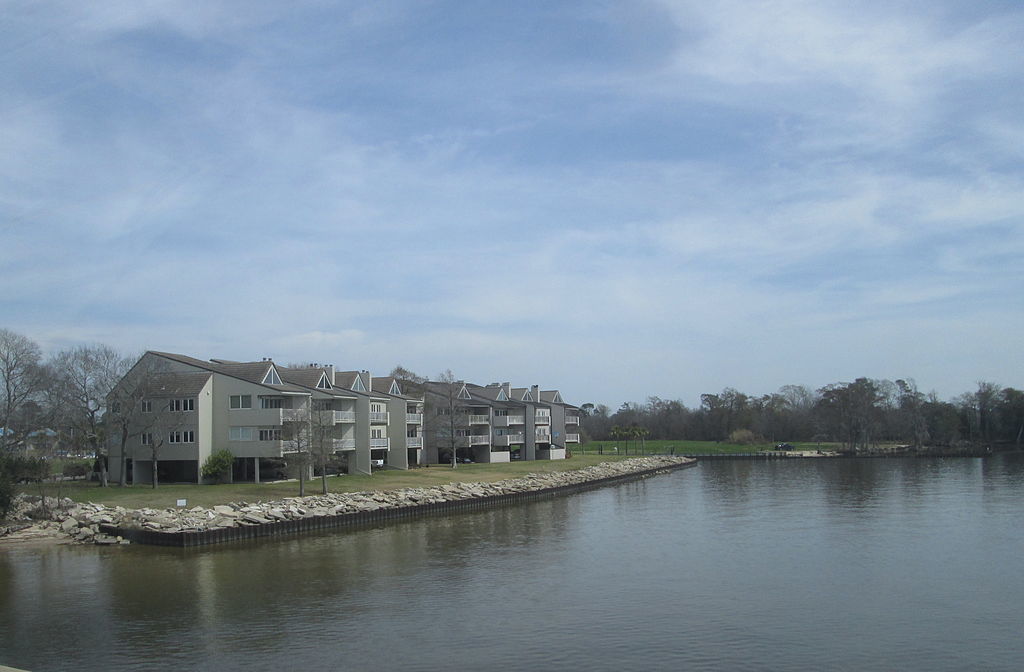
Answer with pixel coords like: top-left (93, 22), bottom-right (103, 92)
top-left (581, 379), bottom-right (1024, 452)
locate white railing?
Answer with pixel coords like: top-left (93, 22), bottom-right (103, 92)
top-left (406, 413), bottom-right (422, 424)
top-left (494, 433), bottom-right (525, 446)
top-left (407, 436), bottom-right (422, 448)
top-left (333, 410), bottom-right (356, 423)
top-left (565, 415), bottom-right (580, 425)
top-left (469, 414), bottom-right (490, 424)
top-left (369, 412), bottom-right (389, 423)
top-left (506, 415), bottom-right (525, 425)
top-left (535, 413), bottom-right (551, 424)
top-left (470, 435), bottom-right (490, 446)
top-left (281, 409), bottom-right (304, 422)
top-left (536, 431), bottom-right (551, 441)
top-left (369, 437), bottom-right (390, 449)
top-left (333, 438), bottom-right (356, 450)
top-left (566, 434), bottom-right (580, 443)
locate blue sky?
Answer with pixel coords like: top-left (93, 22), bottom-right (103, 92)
top-left (2, 0), bottom-right (1022, 407)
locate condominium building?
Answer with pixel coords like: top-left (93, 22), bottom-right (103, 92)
top-left (107, 351), bottom-right (577, 485)
top-left (414, 380), bottom-right (581, 464)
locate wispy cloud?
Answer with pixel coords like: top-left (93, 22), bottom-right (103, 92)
top-left (1, 1), bottom-right (1021, 405)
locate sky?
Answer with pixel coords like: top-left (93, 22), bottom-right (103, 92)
top-left (1, 0), bottom-right (1022, 408)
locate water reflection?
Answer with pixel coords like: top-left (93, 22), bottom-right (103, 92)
top-left (3, 457), bottom-right (1023, 672)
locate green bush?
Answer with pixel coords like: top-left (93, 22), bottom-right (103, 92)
top-left (201, 450), bottom-right (234, 484)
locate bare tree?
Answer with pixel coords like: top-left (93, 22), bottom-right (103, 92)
top-left (309, 400), bottom-right (337, 495)
top-left (0, 329), bottom-right (45, 453)
top-left (106, 356), bottom-right (177, 486)
top-left (48, 345), bottom-right (130, 486)
top-left (282, 404), bottom-right (314, 496)
top-left (430, 369), bottom-right (467, 468)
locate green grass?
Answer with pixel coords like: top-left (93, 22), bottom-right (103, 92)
top-left (17, 453), bottom-right (634, 509)
top-left (577, 439), bottom-right (836, 456)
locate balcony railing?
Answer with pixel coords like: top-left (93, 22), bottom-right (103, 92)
top-left (407, 436), bottom-right (423, 448)
top-left (493, 433), bottom-right (525, 447)
top-left (369, 412), bottom-right (389, 423)
top-left (333, 438), bottom-right (356, 450)
top-left (566, 434), bottom-right (580, 443)
top-left (534, 414), bottom-right (551, 424)
top-left (469, 414), bottom-right (490, 424)
top-left (406, 413), bottom-right (423, 424)
top-left (369, 437), bottom-right (390, 449)
top-left (333, 410), bottom-right (356, 423)
top-left (565, 415), bottom-right (580, 425)
top-left (470, 435), bottom-right (490, 446)
top-left (506, 415), bottom-right (525, 425)
top-left (281, 409), bottom-right (304, 422)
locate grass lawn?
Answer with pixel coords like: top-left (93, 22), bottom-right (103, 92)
top-left (17, 453), bottom-right (634, 510)
top-left (577, 439), bottom-right (836, 456)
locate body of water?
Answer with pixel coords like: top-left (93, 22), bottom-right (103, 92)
top-left (2, 455), bottom-right (1023, 671)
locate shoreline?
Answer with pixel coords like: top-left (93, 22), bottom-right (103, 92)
top-left (2, 456), bottom-right (695, 548)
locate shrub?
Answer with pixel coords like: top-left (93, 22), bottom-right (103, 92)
top-left (728, 429), bottom-right (759, 445)
top-left (201, 450), bottom-right (234, 483)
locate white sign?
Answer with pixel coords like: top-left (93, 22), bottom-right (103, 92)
top-left (176, 499), bottom-right (187, 507)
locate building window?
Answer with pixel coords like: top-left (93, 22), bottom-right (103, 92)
top-left (371, 428), bottom-right (384, 439)
top-left (230, 395), bottom-right (252, 409)
top-left (230, 427), bottom-right (253, 441)
top-left (261, 397), bottom-right (283, 409)
top-left (141, 400), bottom-right (152, 413)
top-left (141, 433), bottom-right (153, 446)
top-left (259, 429), bottom-right (281, 441)
top-left (370, 402), bottom-right (384, 413)
top-left (262, 367), bottom-right (282, 385)
top-left (169, 398), bottom-right (195, 412)
top-left (168, 431), bottom-right (195, 444)
top-left (495, 409), bottom-right (508, 416)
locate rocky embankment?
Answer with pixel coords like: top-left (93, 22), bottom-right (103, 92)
top-left (2, 456), bottom-right (692, 545)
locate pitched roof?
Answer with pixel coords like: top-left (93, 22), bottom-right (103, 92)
top-left (147, 371), bottom-right (213, 396)
top-left (147, 352), bottom-right (307, 394)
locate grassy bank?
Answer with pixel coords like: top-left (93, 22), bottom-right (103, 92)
top-left (577, 439), bottom-right (835, 456)
top-left (17, 453), bottom-right (633, 510)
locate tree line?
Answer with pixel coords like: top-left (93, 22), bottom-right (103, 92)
top-left (580, 378), bottom-right (1024, 452)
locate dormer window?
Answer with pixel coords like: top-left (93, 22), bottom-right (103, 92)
top-left (316, 372), bottom-right (332, 390)
top-left (262, 367), bottom-right (282, 385)
top-left (352, 376), bottom-right (366, 392)
top-left (496, 389), bottom-right (508, 401)
top-left (457, 386), bottom-right (471, 400)
top-left (389, 380), bottom-right (401, 395)
top-left (522, 391), bottom-right (533, 401)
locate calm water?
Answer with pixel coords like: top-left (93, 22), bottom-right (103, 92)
top-left (2, 456), bottom-right (1023, 672)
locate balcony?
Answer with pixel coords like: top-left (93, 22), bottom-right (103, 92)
top-left (565, 415), bottom-right (580, 425)
top-left (493, 433), bottom-right (524, 447)
top-left (535, 431), bottom-right (551, 442)
top-left (369, 437), bottom-right (390, 449)
top-left (566, 434), bottom-right (580, 443)
top-left (281, 409), bottom-right (305, 422)
top-left (506, 415), bottom-right (525, 425)
top-left (470, 435), bottom-right (490, 446)
top-left (333, 410), bottom-right (356, 423)
top-left (469, 414), bottom-right (490, 425)
top-left (406, 413), bottom-right (423, 424)
top-left (369, 412), bottom-right (389, 424)
top-left (333, 438), bottom-right (355, 451)
top-left (407, 436), bottom-right (422, 448)
top-left (535, 413), bottom-right (551, 425)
